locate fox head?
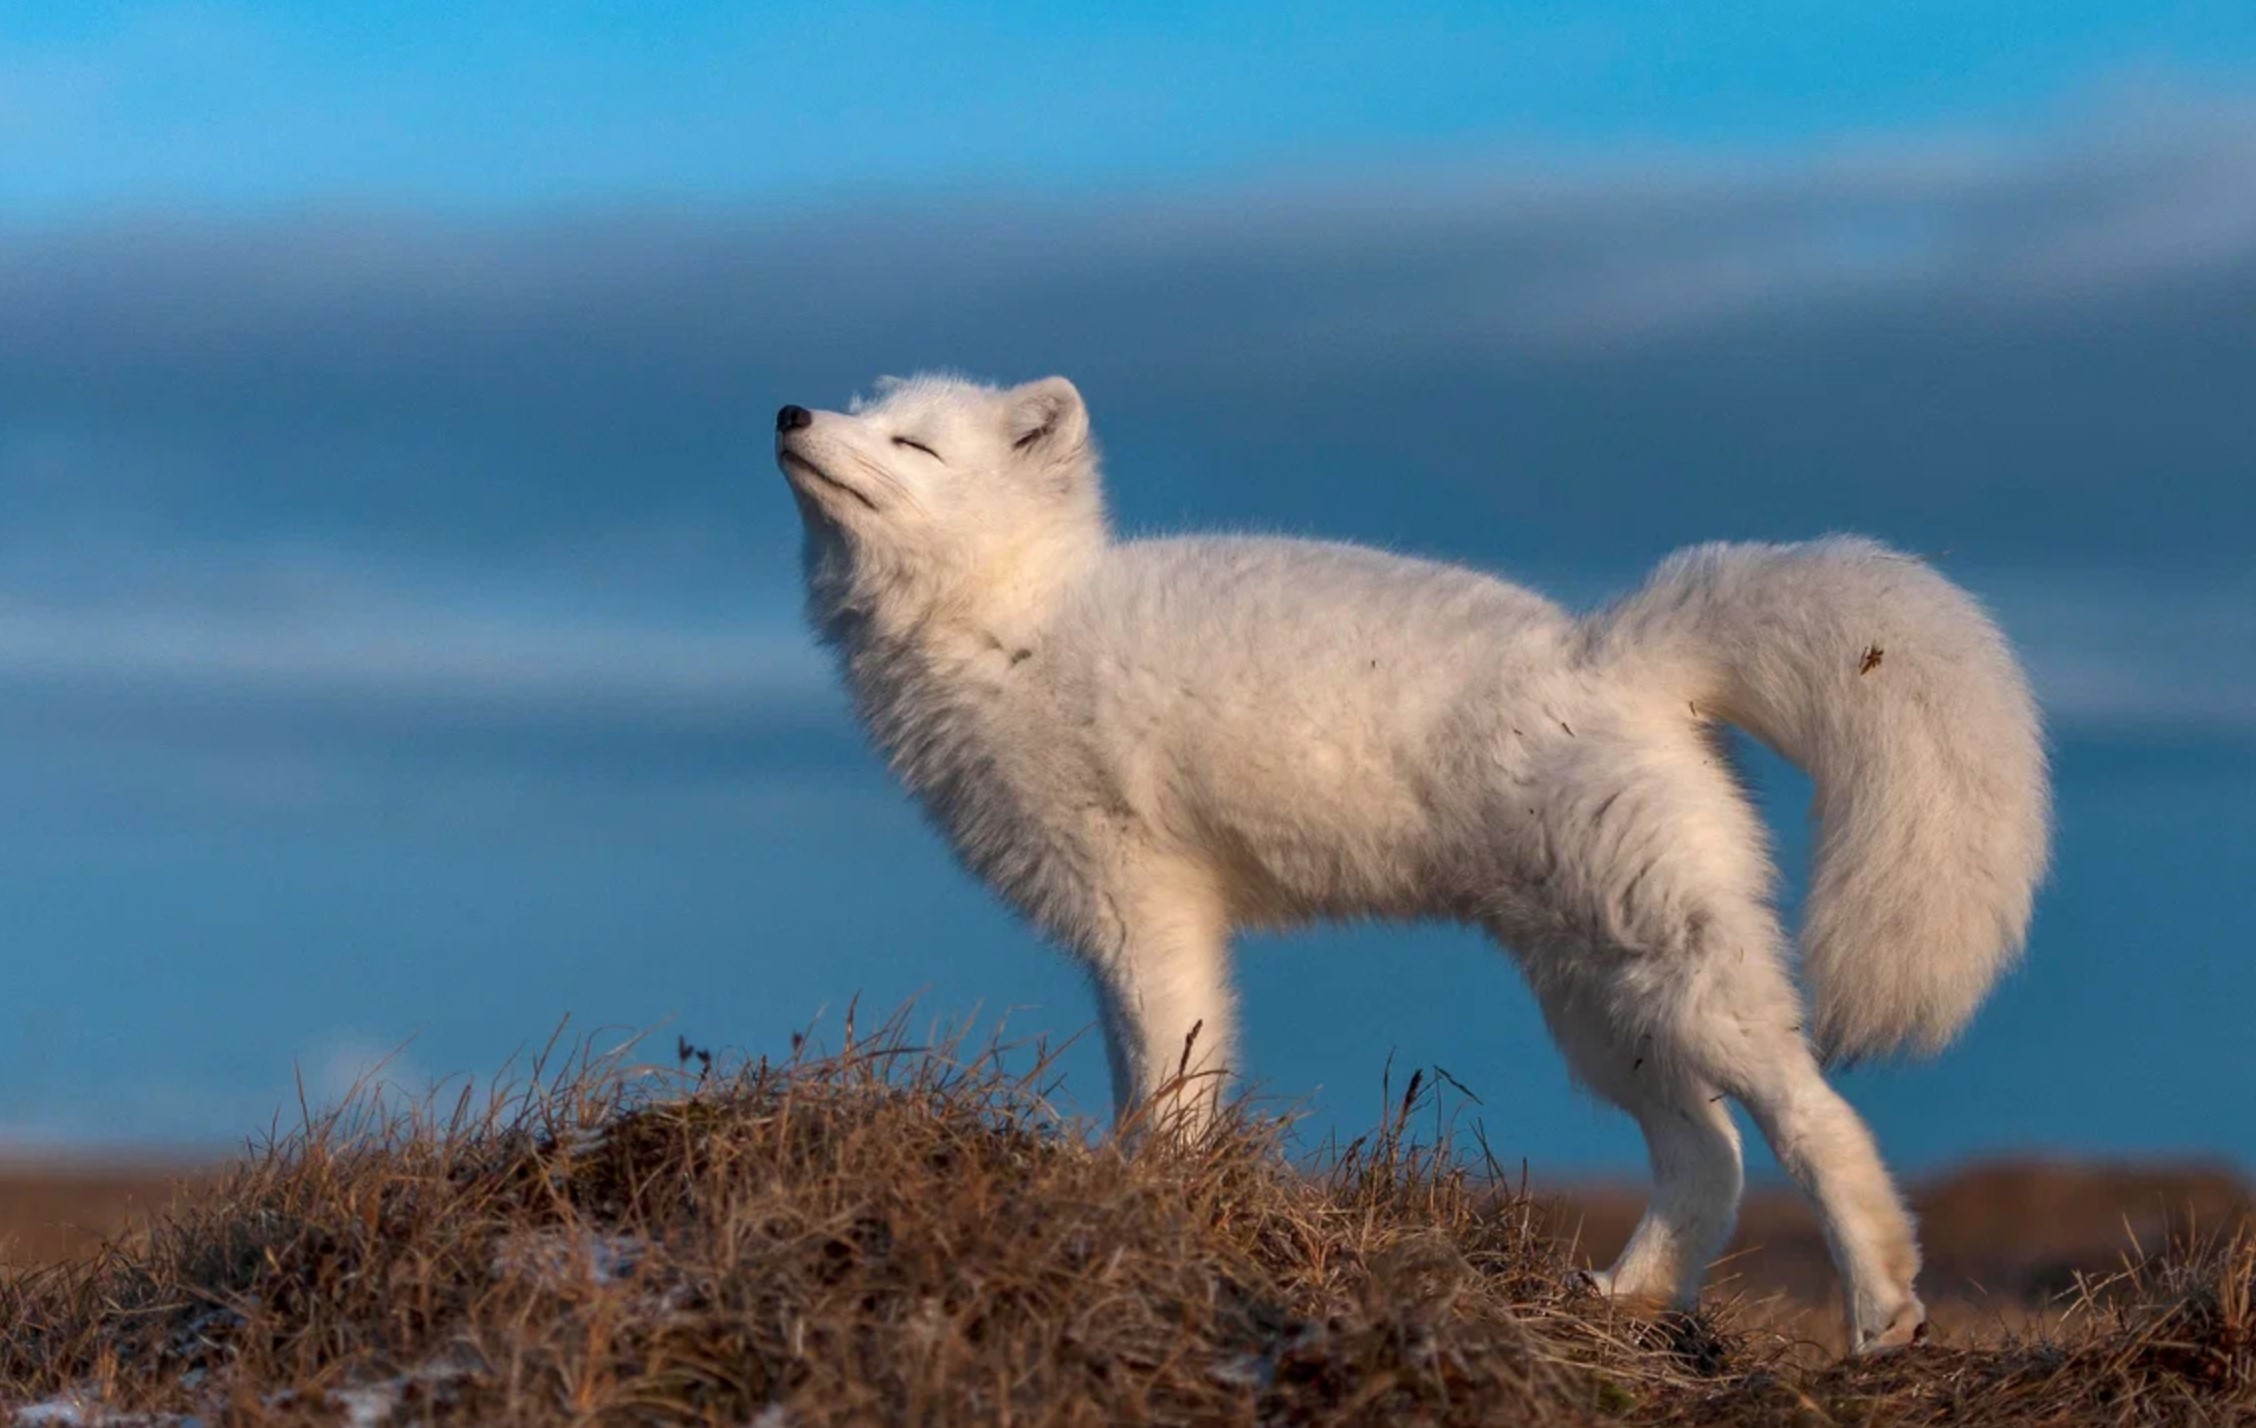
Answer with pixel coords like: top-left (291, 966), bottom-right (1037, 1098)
top-left (776, 373), bottom-right (1107, 647)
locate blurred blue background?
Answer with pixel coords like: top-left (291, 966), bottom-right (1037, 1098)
top-left (2, 2), bottom-right (2252, 1174)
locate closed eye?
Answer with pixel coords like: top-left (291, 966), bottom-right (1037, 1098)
top-left (892, 436), bottom-right (941, 459)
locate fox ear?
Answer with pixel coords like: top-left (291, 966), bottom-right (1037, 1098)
top-left (1006, 377), bottom-right (1089, 460)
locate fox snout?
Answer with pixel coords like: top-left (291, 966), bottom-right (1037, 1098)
top-left (773, 403), bottom-right (821, 479)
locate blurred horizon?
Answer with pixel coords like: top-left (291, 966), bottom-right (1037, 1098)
top-left (2, 3), bottom-right (2251, 1173)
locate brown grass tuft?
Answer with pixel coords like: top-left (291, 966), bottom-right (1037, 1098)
top-left (0, 1014), bottom-right (2248, 1425)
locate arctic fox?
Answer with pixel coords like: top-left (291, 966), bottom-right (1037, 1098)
top-left (775, 373), bottom-right (2049, 1353)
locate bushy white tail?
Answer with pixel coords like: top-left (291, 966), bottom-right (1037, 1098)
top-left (1597, 538), bottom-right (2051, 1061)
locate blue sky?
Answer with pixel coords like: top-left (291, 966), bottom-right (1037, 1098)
top-left (0, 4), bottom-right (2252, 1175)
top-left (6, 1), bottom-right (2256, 213)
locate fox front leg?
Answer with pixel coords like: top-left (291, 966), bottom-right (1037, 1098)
top-left (1082, 892), bottom-right (1236, 1136)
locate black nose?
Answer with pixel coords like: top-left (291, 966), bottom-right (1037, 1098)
top-left (777, 404), bottom-right (813, 433)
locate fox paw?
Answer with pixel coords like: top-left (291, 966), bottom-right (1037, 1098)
top-left (1852, 1300), bottom-right (1929, 1357)
top-left (1573, 1268), bottom-right (1679, 1317)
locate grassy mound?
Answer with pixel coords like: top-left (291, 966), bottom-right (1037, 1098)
top-left (1, 1019), bottom-right (2248, 1425)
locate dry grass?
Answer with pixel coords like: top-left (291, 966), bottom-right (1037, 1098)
top-left (0, 1016), bottom-right (2248, 1426)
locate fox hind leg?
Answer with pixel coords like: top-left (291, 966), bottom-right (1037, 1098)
top-left (1513, 734), bottom-right (1923, 1350)
top-left (1549, 934), bottom-right (1925, 1352)
top-left (1535, 978), bottom-right (1745, 1311)
top-left (1629, 901), bottom-right (1925, 1351)
top-left (1710, 998), bottom-right (1927, 1352)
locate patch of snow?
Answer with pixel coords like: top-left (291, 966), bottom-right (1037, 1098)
top-left (1209, 1353), bottom-right (1273, 1390)
top-left (493, 1228), bottom-right (652, 1289)
top-left (491, 1227), bottom-right (690, 1314)
top-left (329, 1385), bottom-right (398, 1428)
top-left (11, 1398), bottom-right (203, 1428)
top-left (163, 1306), bottom-right (243, 1363)
top-left (317, 1349), bottom-right (483, 1428)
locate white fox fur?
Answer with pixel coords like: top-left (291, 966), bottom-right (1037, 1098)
top-left (777, 372), bottom-right (2050, 1353)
